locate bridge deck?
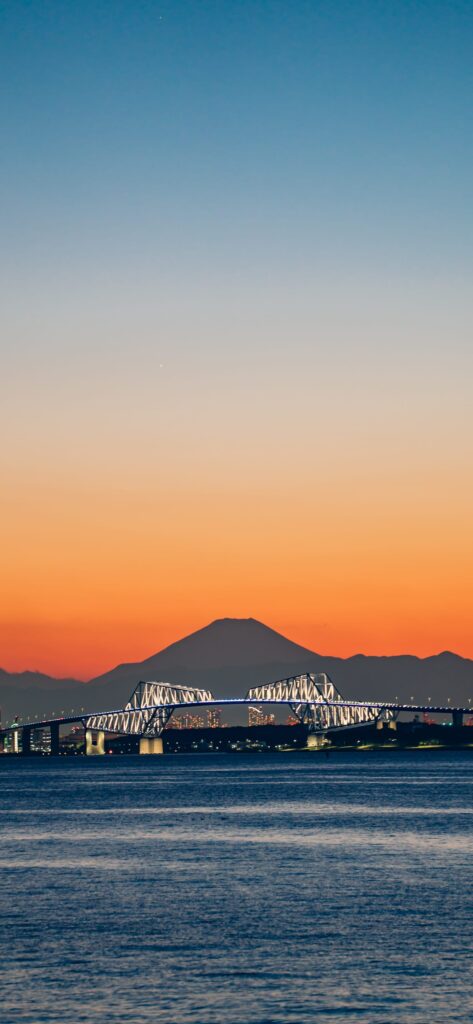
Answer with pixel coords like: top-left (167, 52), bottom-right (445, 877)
top-left (2, 697), bottom-right (471, 736)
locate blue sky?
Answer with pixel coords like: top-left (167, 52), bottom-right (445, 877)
top-left (2, 0), bottom-right (472, 271)
top-left (1, 1), bottom-right (472, 672)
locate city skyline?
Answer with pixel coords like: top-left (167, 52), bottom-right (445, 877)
top-left (1, 0), bottom-right (472, 678)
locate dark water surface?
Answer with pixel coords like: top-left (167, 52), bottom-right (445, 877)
top-left (1, 751), bottom-right (473, 1023)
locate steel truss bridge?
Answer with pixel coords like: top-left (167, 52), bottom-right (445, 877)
top-left (1, 671), bottom-right (471, 754)
top-left (86, 674), bottom-right (395, 736)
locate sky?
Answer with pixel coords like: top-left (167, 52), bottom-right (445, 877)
top-left (1, 0), bottom-right (472, 678)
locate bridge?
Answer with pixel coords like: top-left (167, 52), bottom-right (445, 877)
top-left (1, 671), bottom-right (470, 755)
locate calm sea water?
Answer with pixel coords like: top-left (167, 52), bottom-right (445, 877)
top-left (1, 751), bottom-right (473, 1024)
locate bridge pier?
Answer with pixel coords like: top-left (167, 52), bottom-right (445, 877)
top-left (85, 729), bottom-right (105, 755)
top-left (22, 726), bottom-right (32, 755)
top-left (11, 729), bottom-right (20, 754)
top-left (452, 710), bottom-right (463, 728)
top-left (139, 737), bottom-right (164, 755)
top-left (306, 733), bottom-right (325, 749)
top-left (50, 721), bottom-right (60, 756)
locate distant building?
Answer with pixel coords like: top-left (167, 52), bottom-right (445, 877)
top-left (31, 727), bottom-right (52, 753)
top-left (248, 705), bottom-right (263, 727)
top-left (178, 713), bottom-right (205, 730)
top-left (248, 706), bottom-right (275, 727)
top-left (207, 708), bottom-right (221, 728)
top-left (167, 710), bottom-right (228, 731)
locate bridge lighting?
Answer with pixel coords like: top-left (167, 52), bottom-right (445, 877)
top-left (85, 675), bottom-right (393, 738)
top-left (7, 673), bottom-right (473, 755)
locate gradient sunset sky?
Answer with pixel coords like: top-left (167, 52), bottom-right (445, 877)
top-left (1, 0), bottom-right (472, 678)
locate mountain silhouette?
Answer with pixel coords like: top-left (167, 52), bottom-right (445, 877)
top-left (1, 618), bottom-right (473, 724)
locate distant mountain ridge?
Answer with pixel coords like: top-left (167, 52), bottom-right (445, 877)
top-left (1, 617), bottom-right (472, 724)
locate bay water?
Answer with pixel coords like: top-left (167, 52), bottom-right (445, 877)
top-left (1, 751), bottom-right (473, 1023)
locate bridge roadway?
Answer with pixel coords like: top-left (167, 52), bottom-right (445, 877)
top-left (2, 697), bottom-right (473, 732)
top-left (1, 697), bottom-right (471, 755)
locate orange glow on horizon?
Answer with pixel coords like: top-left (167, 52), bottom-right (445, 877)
top-left (0, 604), bottom-right (472, 681)
top-left (2, 358), bottom-right (472, 679)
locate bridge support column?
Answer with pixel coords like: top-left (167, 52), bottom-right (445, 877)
top-left (50, 721), bottom-right (60, 756)
top-left (85, 730), bottom-right (105, 755)
top-left (139, 737), bottom-right (164, 755)
top-left (11, 729), bottom-right (19, 754)
top-left (22, 726), bottom-right (32, 755)
top-left (452, 711), bottom-right (463, 728)
top-left (306, 733), bottom-right (325, 750)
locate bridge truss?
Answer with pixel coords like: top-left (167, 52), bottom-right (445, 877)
top-left (85, 672), bottom-right (394, 737)
top-left (86, 681), bottom-right (214, 737)
top-left (246, 673), bottom-right (393, 731)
